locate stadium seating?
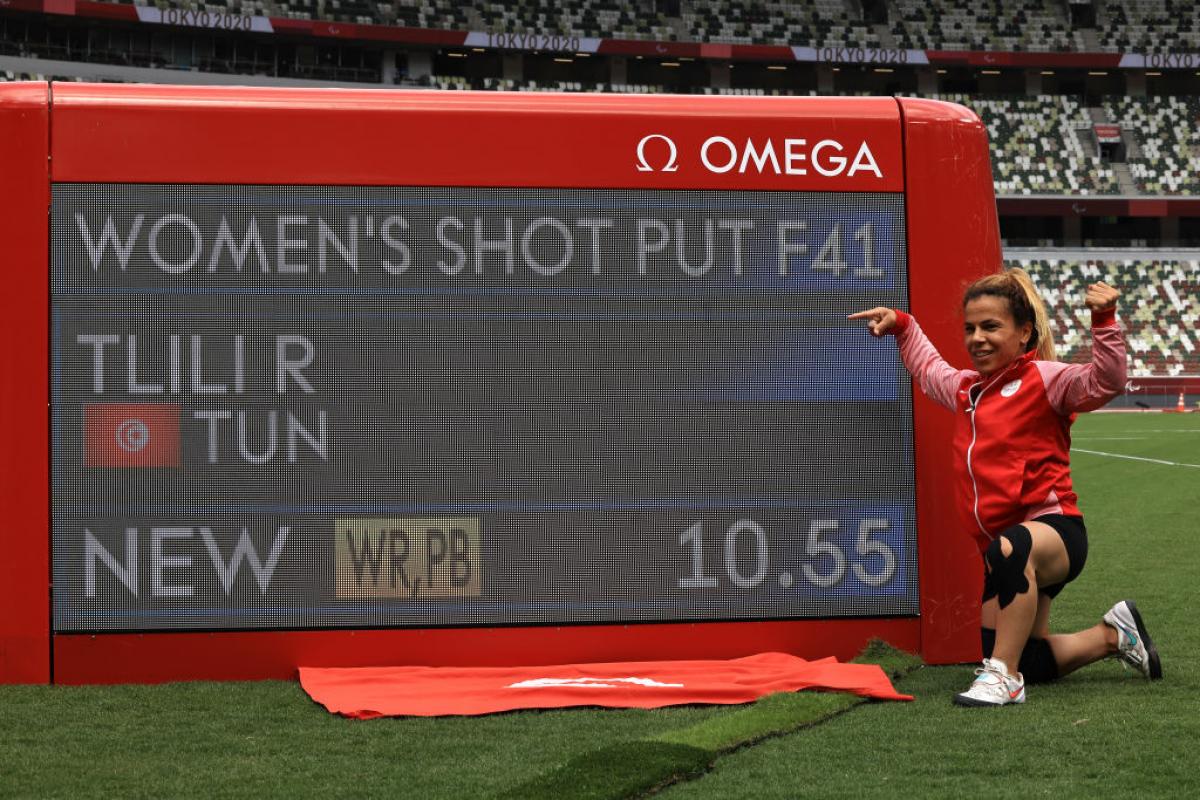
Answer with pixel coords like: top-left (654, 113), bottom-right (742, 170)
top-left (79, 0), bottom-right (883, 49)
top-left (1017, 257), bottom-right (1200, 376)
top-left (80, 0), bottom-right (1200, 53)
top-left (477, 0), bottom-right (677, 41)
top-left (887, 0), bottom-right (1083, 51)
top-left (1095, 0), bottom-right (1200, 54)
top-left (1103, 95), bottom-right (1200, 195)
top-left (941, 94), bottom-right (1120, 195)
top-left (678, 1), bottom-right (878, 48)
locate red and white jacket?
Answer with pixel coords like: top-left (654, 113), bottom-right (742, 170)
top-left (891, 308), bottom-right (1126, 550)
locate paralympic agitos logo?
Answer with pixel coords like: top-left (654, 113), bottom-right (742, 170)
top-left (635, 133), bottom-right (882, 178)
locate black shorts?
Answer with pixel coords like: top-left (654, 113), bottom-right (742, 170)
top-left (1031, 513), bottom-right (1088, 599)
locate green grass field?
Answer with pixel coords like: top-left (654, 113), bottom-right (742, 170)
top-left (3, 412), bottom-right (1198, 799)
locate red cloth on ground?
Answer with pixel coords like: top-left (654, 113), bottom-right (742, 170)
top-left (300, 651), bottom-right (912, 719)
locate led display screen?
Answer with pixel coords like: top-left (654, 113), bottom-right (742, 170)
top-left (51, 185), bottom-right (916, 631)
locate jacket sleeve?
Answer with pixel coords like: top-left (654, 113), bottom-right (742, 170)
top-left (892, 311), bottom-right (967, 412)
top-left (1036, 308), bottom-right (1128, 415)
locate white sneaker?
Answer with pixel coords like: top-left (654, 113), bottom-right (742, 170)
top-left (1103, 600), bottom-right (1163, 680)
top-left (953, 658), bottom-right (1026, 707)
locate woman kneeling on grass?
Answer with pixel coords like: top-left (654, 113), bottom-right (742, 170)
top-left (849, 268), bottom-right (1162, 707)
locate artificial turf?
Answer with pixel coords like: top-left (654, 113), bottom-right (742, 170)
top-left (502, 643), bottom-right (921, 800)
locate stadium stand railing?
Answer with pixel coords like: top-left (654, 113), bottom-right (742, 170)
top-left (2, 69), bottom-right (83, 82)
top-left (404, 75), bottom-right (827, 95)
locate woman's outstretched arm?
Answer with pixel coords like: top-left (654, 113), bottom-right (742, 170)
top-left (848, 307), bottom-right (966, 411)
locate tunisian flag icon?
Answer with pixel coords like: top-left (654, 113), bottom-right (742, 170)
top-left (84, 404), bottom-right (181, 467)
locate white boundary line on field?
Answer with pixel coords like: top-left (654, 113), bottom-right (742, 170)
top-left (1071, 448), bottom-right (1200, 469)
top-left (1094, 429), bottom-right (1200, 434)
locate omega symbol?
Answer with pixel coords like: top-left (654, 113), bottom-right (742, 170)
top-left (636, 134), bottom-right (679, 172)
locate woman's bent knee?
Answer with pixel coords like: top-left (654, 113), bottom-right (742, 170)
top-left (982, 526), bottom-right (1033, 608)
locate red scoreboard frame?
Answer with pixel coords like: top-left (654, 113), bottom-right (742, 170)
top-left (0, 83), bottom-right (997, 684)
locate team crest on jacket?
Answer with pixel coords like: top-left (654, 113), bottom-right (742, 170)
top-left (1000, 379), bottom-right (1022, 397)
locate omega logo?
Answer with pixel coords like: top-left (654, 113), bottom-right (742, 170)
top-left (635, 134), bottom-right (882, 178)
top-left (636, 134), bottom-right (679, 172)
